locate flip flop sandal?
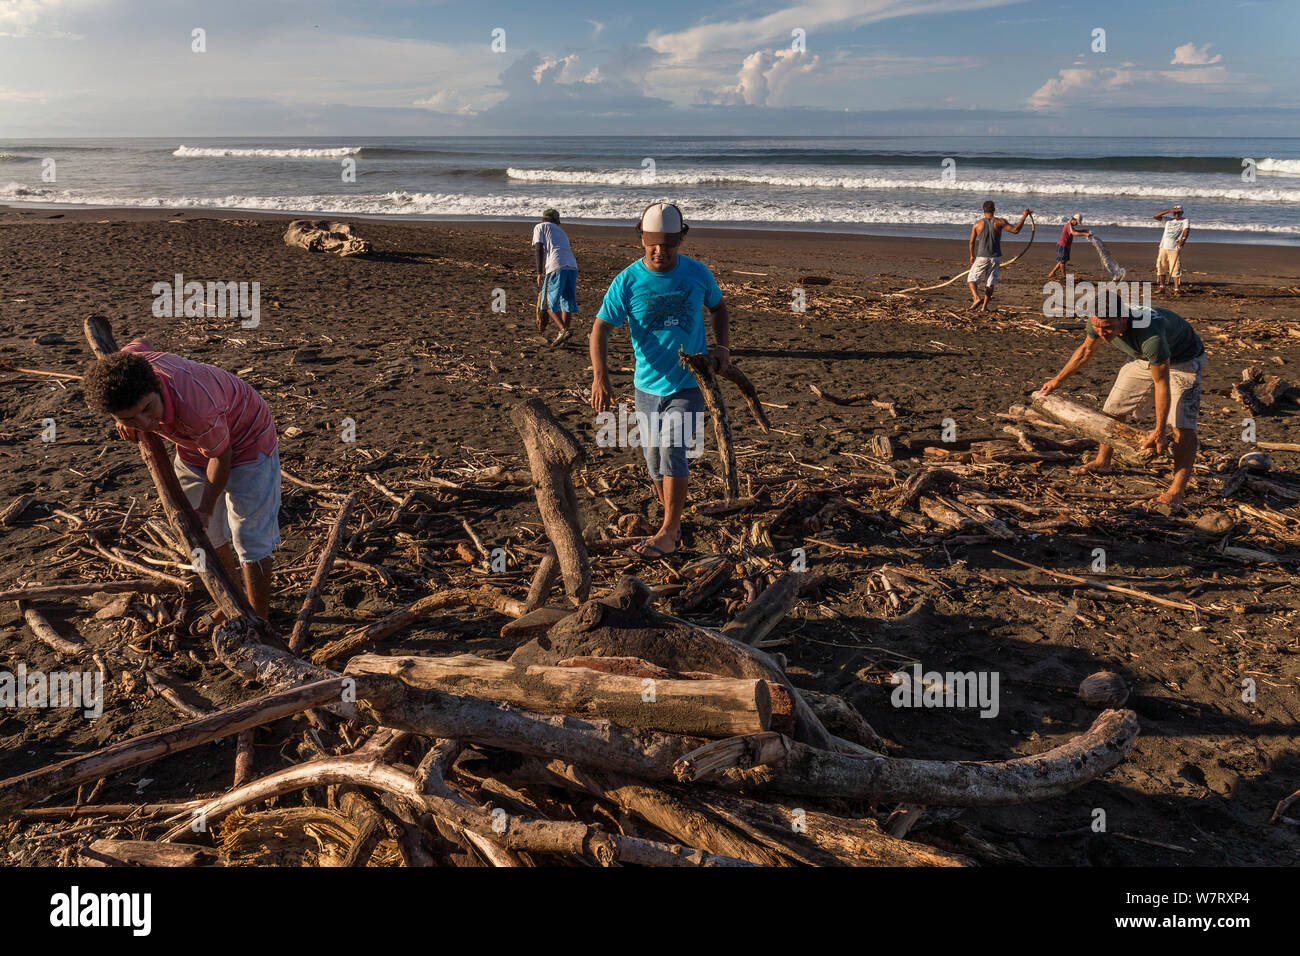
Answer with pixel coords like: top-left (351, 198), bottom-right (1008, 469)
top-left (188, 610), bottom-right (224, 638)
top-left (626, 540), bottom-right (674, 561)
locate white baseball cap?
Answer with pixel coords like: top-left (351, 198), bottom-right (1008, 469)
top-left (1071, 213), bottom-right (1083, 223)
top-left (639, 201), bottom-right (685, 243)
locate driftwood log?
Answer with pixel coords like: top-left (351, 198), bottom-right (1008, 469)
top-left (346, 653), bottom-right (774, 738)
top-left (288, 491), bottom-right (357, 654)
top-left (0, 676), bottom-right (388, 818)
top-left (679, 350), bottom-right (739, 503)
top-left (282, 220), bottom-right (372, 257)
top-left (717, 364), bottom-right (771, 432)
top-left (1030, 389), bottom-right (1152, 464)
top-left (371, 681), bottom-right (1139, 806)
top-left (511, 399), bottom-right (590, 603)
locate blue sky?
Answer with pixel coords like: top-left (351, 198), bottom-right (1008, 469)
top-left (2, 0), bottom-right (1297, 136)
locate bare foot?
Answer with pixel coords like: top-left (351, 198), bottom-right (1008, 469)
top-left (1070, 461), bottom-right (1113, 475)
top-left (1153, 489), bottom-right (1184, 508)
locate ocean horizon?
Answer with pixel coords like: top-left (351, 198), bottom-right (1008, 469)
top-left (3, 135), bottom-right (1297, 246)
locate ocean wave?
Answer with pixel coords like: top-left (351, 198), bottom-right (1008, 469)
top-left (1258, 158), bottom-right (1300, 176)
top-left (2, 183), bottom-right (1295, 234)
top-left (0, 182), bottom-right (49, 197)
top-left (172, 145), bottom-right (363, 159)
top-left (505, 167), bottom-right (1300, 203)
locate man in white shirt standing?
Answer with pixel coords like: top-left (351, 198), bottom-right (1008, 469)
top-left (533, 208), bottom-right (579, 347)
top-left (1153, 205), bottom-right (1190, 297)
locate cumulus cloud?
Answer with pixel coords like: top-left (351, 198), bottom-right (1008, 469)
top-left (1171, 42), bottom-right (1222, 65)
top-left (1028, 50), bottom-right (1260, 111)
top-left (696, 48), bottom-right (819, 106)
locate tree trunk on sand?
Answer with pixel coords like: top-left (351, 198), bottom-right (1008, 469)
top-left (346, 652), bottom-right (773, 738)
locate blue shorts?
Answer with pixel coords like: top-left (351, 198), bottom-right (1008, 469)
top-left (174, 448), bottom-right (282, 563)
top-left (1056, 243), bottom-right (1070, 263)
top-left (544, 269), bottom-right (578, 314)
top-left (634, 387), bottom-right (705, 481)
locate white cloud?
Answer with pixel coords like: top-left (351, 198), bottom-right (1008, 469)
top-left (586, 19), bottom-right (604, 40)
top-left (1171, 42), bottom-right (1222, 65)
top-left (698, 48), bottom-right (819, 106)
top-left (411, 89), bottom-right (479, 115)
top-left (533, 54), bottom-right (587, 85)
top-left (1028, 54), bottom-right (1262, 111)
top-left (649, 0), bottom-right (1020, 61)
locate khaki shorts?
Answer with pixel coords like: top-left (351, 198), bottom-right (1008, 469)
top-left (1102, 353), bottom-right (1205, 429)
top-left (969, 256), bottom-right (1001, 288)
top-left (1156, 247), bottom-right (1182, 278)
top-left (174, 448), bottom-right (282, 563)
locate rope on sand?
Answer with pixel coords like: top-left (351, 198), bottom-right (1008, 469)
top-left (888, 213), bottom-right (1035, 296)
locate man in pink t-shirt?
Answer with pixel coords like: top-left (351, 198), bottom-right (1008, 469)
top-left (83, 340), bottom-right (280, 628)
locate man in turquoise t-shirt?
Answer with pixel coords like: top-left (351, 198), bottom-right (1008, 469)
top-left (1040, 305), bottom-right (1207, 507)
top-left (591, 201), bottom-right (731, 559)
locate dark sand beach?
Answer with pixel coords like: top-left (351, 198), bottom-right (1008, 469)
top-left (2, 207), bottom-right (1299, 865)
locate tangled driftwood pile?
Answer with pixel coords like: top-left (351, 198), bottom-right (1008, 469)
top-left (0, 316), bottom-right (1159, 868)
top-left (31, 315), bottom-right (1300, 866)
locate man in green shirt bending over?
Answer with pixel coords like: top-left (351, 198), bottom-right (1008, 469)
top-left (1040, 306), bottom-right (1207, 507)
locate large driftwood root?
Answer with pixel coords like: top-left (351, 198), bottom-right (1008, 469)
top-left (283, 219), bottom-right (372, 256)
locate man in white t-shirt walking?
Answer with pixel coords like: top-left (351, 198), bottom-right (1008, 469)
top-left (533, 208), bottom-right (579, 347)
top-left (1153, 205), bottom-right (1190, 297)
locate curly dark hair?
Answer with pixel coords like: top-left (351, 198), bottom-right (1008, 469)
top-left (83, 352), bottom-right (162, 415)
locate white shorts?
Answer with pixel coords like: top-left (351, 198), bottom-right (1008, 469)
top-left (174, 448), bottom-right (282, 563)
top-left (1103, 354), bottom-right (1206, 430)
top-left (969, 256), bottom-right (1001, 289)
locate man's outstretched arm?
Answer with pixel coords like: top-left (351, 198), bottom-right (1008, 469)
top-left (1041, 334), bottom-right (1105, 393)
